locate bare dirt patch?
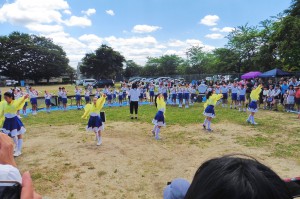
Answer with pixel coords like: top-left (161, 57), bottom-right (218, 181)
top-left (16, 121), bottom-right (300, 199)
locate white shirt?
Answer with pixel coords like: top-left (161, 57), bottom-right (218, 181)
top-left (44, 94), bottom-right (52, 99)
top-left (0, 164), bottom-right (22, 184)
top-left (61, 91), bottom-right (67, 98)
top-left (129, 88), bottom-right (140, 101)
top-left (198, 84), bottom-right (207, 94)
top-left (75, 89), bottom-right (82, 95)
top-left (29, 90), bottom-right (38, 98)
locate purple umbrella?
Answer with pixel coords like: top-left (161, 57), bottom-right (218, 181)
top-left (241, 71), bottom-right (262, 79)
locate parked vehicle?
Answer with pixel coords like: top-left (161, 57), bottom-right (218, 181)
top-left (82, 79), bottom-right (97, 87)
top-left (76, 80), bottom-right (83, 86)
top-left (5, 80), bottom-right (18, 86)
top-left (93, 79), bottom-right (115, 88)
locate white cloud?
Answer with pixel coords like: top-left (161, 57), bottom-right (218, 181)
top-left (63, 10), bottom-right (71, 15)
top-left (105, 9), bottom-right (115, 16)
top-left (82, 8), bottom-right (96, 16)
top-left (200, 15), bottom-right (220, 26)
top-left (25, 24), bottom-right (64, 33)
top-left (132, 25), bottom-right (162, 33)
top-left (64, 16), bottom-right (92, 27)
top-left (0, 0), bottom-right (68, 24)
top-left (205, 33), bottom-right (224, 39)
top-left (168, 40), bottom-right (186, 47)
top-left (210, 27), bottom-right (234, 33)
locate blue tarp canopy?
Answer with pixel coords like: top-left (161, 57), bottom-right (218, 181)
top-left (258, 68), bottom-right (291, 78)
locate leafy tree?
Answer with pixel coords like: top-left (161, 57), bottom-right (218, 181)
top-left (0, 32), bottom-right (69, 83)
top-left (81, 44), bottom-right (125, 79)
top-left (124, 60), bottom-right (142, 78)
top-left (213, 48), bottom-right (240, 73)
top-left (186, 46), bottom-right (215, 73)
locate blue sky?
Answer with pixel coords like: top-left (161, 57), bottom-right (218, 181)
top-left (0, 0), bottom-right (291, 67)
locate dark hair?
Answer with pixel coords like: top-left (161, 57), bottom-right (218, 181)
top-left (206, 91), bottom-right (213, 99)
top-left (4, 91), bottom-right (15, 100)
top-left (184, 155), bottom-right (292, 199)
top-left (132, 83), bottom-right (137, 89)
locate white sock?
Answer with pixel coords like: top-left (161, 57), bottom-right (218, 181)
top-left (155, 128), bottom-right (160, 139)
top-left (207, 121), bottom-right (211, 129)
top-left (17, 139), bottom-right (23, 153)
top-left (13, 137), bottom-right (18, 150)
top-left (247, 115), bottom-right (251, 121)
top-left (251, 115), bottom-right (255, 123)
top-left (203, 119), bottom-right (208, 125)
top-left (152, 125), bottom-right (157, 132)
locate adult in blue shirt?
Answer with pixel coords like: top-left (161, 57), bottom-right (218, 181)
top-left (281, 81), bottom-right (288, 104)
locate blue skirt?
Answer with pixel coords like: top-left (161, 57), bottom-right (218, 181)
top-left (222, 93), bottom-right (228, 100)
top-left (122, 92), bottom-right (127, 98)
top-left (184, 93), bottom-right (189, 100)
top-left (62, 98), bottom-right (68, 104)
top-left (107, 94), bottom-right (112, 100)
top-left (58, 97), bottom-right (62, 102)
top-left (232, 93), bottom-right (237, 101)
top-left (248, 101), bottom-right (258, 112)
top-left (76, 95), bottom-right (81, 101)
top-left (152, 111), bottom-right (165, 126)
top-left (2, 116), bottom-right (26, 137)
top-left (203, 105), bottom-right (215, 118)
top-left (150, 91), bottom-right (155, 97)
top-left (45, 99), bottom-right (51, 106)
top-left (86, 116), bottom-right (103, 132)
top-left (113, 94), bottom-right (117, 99)
top-left (30, 98), bottom-right (37, 105)
top-left (118, 95), bottom-right (123, 100)
top-left (139, 94), bottom-right (144, 99)
top-left (85, 96), bottom-right (90, 102)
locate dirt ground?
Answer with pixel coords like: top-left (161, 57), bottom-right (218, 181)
top-left (15, 121), bottom-right (300, 199)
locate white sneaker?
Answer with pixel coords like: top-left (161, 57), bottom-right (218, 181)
top-left (251, 122), bottom-right (258, 125)
top-left (13, 151), bottom-right (22, 157)
top-left (97, 137), bottom-right (102, 146)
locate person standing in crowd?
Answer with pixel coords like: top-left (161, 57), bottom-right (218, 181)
top-left (170, 85), bottom-right (177, 106)
top-left (238, 84), bottom-right (246, 112)
top-left (183, 84), bottom-right (190, 108)
top-left (178, 85), bottom-right (184, 108)
top-left (230, 82), bottom-right (238, 109)
top-left (57, 87), bottom-right (62, 109)
top-left (281, 81), bottom-right (288, 105)
top-left (75, 86), bottom-right (82, 110)
top-left (118, 87), bottom-right (123, 107)
top-left (129, 83), bottom-right (140, 119)
top-left (84, 88), bottom-right (91, 104)
top-left (44, 90), bottom-right (52, 113)
top-left (149, 83), bottom-right (155, 105)
top-left (272, 85), bottom-right (281, 111)
top-left (95, 87), bottom-right (101, 99)
top-left (29, 87), bottom-right (38, 115)
top-left (286, 85), bottom-right (295, 112)
top-left (61, 87), bottom-right (68, 111)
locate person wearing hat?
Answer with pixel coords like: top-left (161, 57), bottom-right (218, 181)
top-left (163, 178), bottom-right (190, 199)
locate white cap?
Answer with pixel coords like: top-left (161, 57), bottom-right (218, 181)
top-left (0, 164), bottom-right (22, 184)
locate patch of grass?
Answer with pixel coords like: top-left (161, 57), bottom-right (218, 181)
top-left (236, 135), bottom-right (270, 147)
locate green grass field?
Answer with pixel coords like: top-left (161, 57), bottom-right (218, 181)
top-left (10, 84), bottom-right (300, 198)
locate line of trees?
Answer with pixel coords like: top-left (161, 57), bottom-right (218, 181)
top-left (0, 32), bottom-right (75, 83)
top-left (122, 0), bottom-right (300, 77)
